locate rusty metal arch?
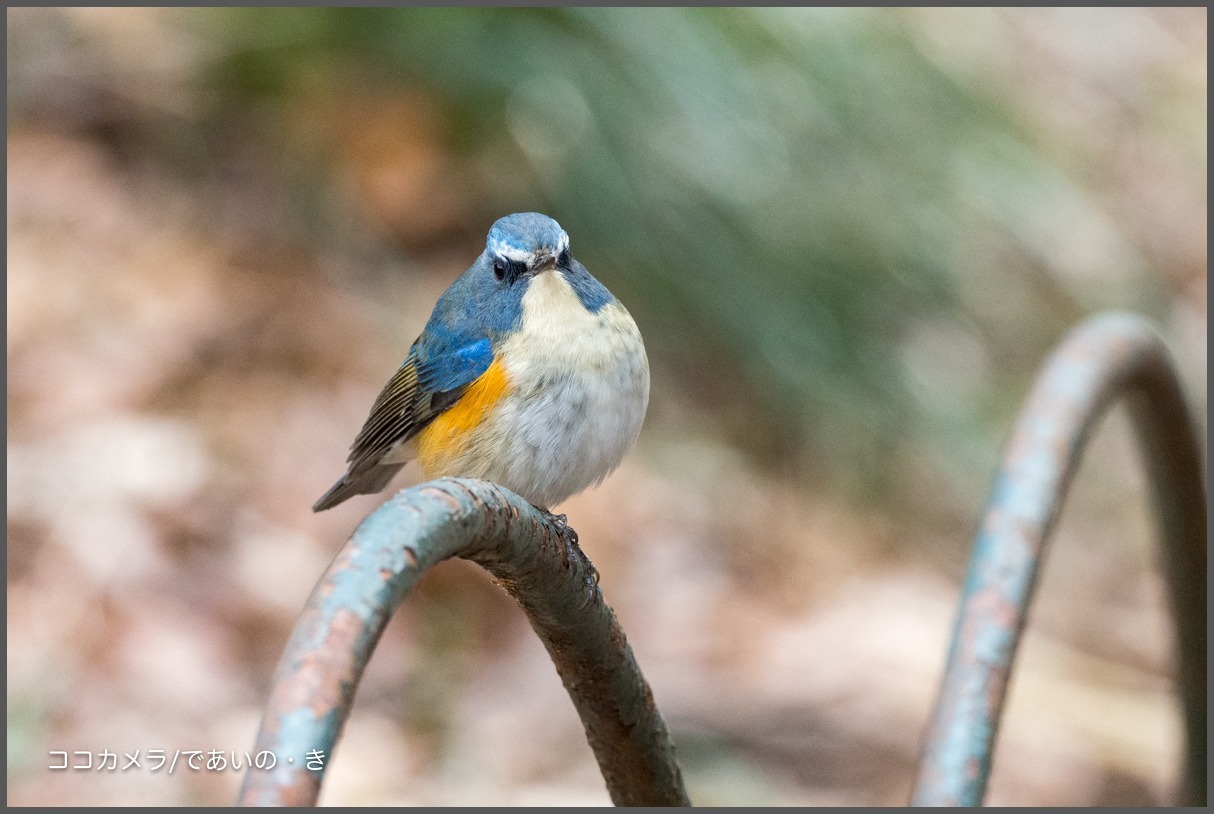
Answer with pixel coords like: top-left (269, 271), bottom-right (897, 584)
top-left (237, 479), bottom-right (688, 806)
top-left (912, 312), bottom-right (1206, 806)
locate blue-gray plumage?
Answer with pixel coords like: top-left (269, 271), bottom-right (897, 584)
top-left (314, 213), bottom-right (649, 512)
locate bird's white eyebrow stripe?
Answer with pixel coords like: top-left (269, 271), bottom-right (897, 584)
top-left (489, 231), bottom-right (570, 265)
top-left (489, 243), bottom-right (532, 263)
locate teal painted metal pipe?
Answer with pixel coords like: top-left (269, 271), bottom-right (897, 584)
top-left (238, 478), bottom-right (688, 806)
top-left (911, 312), bottom-right (1207, 806)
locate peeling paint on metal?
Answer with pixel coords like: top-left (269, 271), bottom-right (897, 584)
top-left (911, 312), bottom-right (1206, 806)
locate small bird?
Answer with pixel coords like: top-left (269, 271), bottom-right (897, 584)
top-left (314, 212), bottom-right (650, 518)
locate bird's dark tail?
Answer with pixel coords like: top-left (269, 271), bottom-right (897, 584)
top-left (312, 464), bottom-right (403, 512)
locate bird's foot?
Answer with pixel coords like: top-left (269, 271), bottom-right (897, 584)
top-left (540, 508), bottom-right (600, 600)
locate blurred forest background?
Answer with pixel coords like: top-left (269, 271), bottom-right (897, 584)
top-left (7, 7), bottom-right (1206, 806)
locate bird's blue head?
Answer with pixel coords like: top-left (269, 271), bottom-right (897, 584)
top-left (419, 212), bottom-right (612, 348)
top-left (485, 212), bottom-right (571, 282)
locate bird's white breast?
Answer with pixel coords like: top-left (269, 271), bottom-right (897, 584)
top-left (458, 269), bottom-right (650, 508)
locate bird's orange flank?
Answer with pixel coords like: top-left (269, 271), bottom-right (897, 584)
top-left (415, 358), bottom-right (509, 474)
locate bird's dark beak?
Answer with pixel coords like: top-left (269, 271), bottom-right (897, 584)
top-left (531, 251), bottom-right (558, 272)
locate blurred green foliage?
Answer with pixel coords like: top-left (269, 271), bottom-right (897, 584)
top-left (198, 9), bottom-right (971, 480)
top-left (12, 7), bottom-right (1191, 507)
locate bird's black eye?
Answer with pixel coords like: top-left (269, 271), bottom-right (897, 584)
top-left (558, 249), bottom-right (571, 268)
top-left (493, 258), bottom-right (507, 280)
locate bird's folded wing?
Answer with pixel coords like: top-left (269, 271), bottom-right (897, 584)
top-left (346, 337), bottom-right (494, 472)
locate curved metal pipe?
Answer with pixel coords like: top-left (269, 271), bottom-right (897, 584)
top-left (238, 477), bottom-right (689, 806)
top-left (911, 311), bottom-right (1207, 806)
